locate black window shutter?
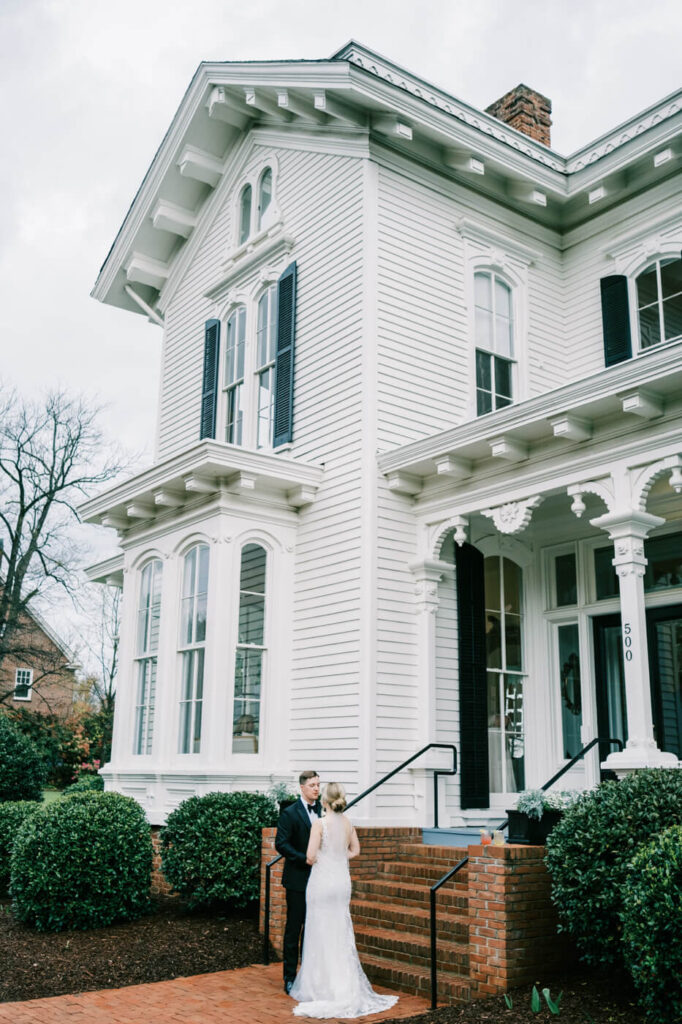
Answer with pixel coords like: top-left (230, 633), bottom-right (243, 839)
top-left (600, 275), bottom-right (632, 366)
top-left (455, 542), bottom-right (490, 809)
top-left (199, 319), bottom-right (221, 439)
top-left (273, 262), bottom-right (297, 447)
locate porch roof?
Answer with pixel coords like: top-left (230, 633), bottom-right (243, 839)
top-left (378, 342), bottom-right (682, 497)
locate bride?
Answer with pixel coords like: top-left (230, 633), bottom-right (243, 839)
top-left (290, 782), bottom-right (399, 1019)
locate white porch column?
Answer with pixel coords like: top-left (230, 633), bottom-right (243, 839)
top-left (590, 509), bottom-right (679, 774)
top-left (409, 559), bottom-right (452, 746)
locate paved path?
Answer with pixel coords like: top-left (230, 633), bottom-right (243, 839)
top-left (0, 962), bottom-right (428, 1024)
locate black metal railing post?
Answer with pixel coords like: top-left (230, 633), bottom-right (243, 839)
top-left (263, 853), bottom-right (282, 965)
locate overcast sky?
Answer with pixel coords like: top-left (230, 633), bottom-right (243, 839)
top-left (1, 0), bottom-right (681, 654)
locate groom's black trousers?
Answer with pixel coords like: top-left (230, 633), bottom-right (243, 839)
top-left (283, 889), bottom-right (306, 982)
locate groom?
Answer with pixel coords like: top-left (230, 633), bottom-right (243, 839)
top-left (275, 769), bottom-right (321, 993)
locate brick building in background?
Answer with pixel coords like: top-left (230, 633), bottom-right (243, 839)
top-left (0, 599), bottom-right (78, 718)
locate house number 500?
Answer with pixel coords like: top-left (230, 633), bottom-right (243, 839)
top-left (623, 623), bottom-right (634, 661)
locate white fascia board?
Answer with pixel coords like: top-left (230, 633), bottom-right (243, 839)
top-left (378, 343), bottom-right (682, 477)
top-left (83, 553), bottom-right (125, 586)
top-left (78, 440), bottom-right (324, 523)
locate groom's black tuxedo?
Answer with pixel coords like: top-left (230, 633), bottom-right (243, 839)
top-left (275, 797), bottom-right (321, 985)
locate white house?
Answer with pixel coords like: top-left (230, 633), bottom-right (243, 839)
top-left (82, 42), bottom-right (682, 828)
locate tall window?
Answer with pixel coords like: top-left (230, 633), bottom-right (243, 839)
top-left (474, 272), bottom-right (514, 415)
top-left (636, 257), bottom-right (682, 350)
top-left (179, 545), bottom-right (209, 754)
top-left (134, 560), bottom-right (162, 755)
top-left (257, 168), bottom-right (273, 231)
top-left (256, 286), bottom-right (277, 448)
top-left (484, 556), bottom-right (525, 793)
top-left (224, 306), bottom-right (246, 445)
top-left (239, 185), bottom-right (252, 246)
top-left (232, 544), bottom-right (267, 754)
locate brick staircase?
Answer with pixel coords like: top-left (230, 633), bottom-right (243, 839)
top-left (351, 841), bottom-right (471, 1003)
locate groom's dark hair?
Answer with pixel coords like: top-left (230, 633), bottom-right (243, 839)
top-left (299, 770), bottom-right (319, 784)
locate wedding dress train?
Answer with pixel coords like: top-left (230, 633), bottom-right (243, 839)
top-left (290, 812), bottom-right (398, 1019)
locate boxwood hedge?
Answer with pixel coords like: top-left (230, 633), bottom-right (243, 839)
top-left (0, 801), bottom-right (41, 894)
top-left (545, 768), bottom-right (682, 967)
top-left (0, 716), bottom-right (46, 803)
top-left (161, 790), bottom-right (278, 909)
top-left (10, 791), bottom-right (152, 931)
top-left (621, 824), bottom-right (682, 1024)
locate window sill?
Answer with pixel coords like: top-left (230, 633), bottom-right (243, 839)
top-left (13, 695), bottom-right (32, 702)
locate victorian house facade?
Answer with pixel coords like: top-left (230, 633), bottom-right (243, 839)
top-left (83, 43), bottom-right (682, 827)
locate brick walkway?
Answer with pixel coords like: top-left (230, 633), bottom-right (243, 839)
top-left (0, 962), bottom-right (428, 1024)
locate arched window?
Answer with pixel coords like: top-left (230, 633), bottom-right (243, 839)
top-left (257, 167), bottom-right (273, 231)
top-left (134, 560), bottom-right (163, 755)
top-left (238, 184), bottom-right (252, 246)
top-left (256, 285), bottom-right (277, 448)
top-left (474, 272), bottom-right (514, 415)
top-left (224, 306), bottom-right (246, 444)
top-left (178, 544), bottom-right (209, 754)
top-left (484, 555), bottom-right (525, 793)
top-left (636, 257), bottom-right (682, 349)
top-left (232, 544), bottom-right (267, 754)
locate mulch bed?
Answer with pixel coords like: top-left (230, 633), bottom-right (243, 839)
top-left (1, 896), bottom-right (645, 1022)
top-left (0, 896), bottom-right (262, 1004)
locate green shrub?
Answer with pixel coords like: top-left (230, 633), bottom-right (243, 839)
top-left (0, 715), bottom-right (46, 802)
top-left (63, 773), bottom-right (104, 796)
top-left (545, 769), bottom-right (682, 967)
top-left (161, 790), bottom-right (278, 909)
top-left (620, 824), bottom-right (682, 1024)
top-left (10, 791), bottom-right (152, 931)
top-left (0, 801), bottom-right (41, 894)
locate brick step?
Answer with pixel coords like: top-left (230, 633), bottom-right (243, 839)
top-left (355, 924), bottom-right (469, 973)
top-left (359, 952), bottom-right (471, 1004)
top-left (350, 897), bottom-right (469, 942)
top-left (376, 860), bottom-right (469, 884)
top-left (352, 877), bottom-right (468, 911)
top-left (398, 844), bottom-right (470, 861)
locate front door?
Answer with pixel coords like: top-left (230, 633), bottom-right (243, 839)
top-left (593, 614), bottom-right (627, 765)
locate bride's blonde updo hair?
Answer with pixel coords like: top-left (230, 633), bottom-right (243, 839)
top-left (323, 782), bottom-right (347, 813)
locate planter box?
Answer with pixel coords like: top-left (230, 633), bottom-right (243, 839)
top-left (506, 808), bottom-right (563, 845)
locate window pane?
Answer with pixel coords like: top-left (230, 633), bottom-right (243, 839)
top-left (484, 556), bottom-right (501, 611)
top-left (476, 349), bottom-right (492, 392)
top-left (257, 368), bottom-right (274, 449)
top-left (477, 389), bottom-right (492, 415)
top-left (240, 544), bottom-right (267, 592)
top-left (239, 185), bottom-right (252, 245)
top-left (239, 593), bottom-right (265, 645)
top-left (505, 613), bottom-right (522, 671)
top-left (197, 545), bottom-right (209, 595)
top-left (494, 278), bottom-right (511, 318)
top-left (636, 264), bottom-right (658, 308)
top-left (504, 675), bottom-right (525, 792)
top-left (660, 257), bottom-right (682, 299)
top-left (503, 558), bottom-right (522, 614)
top-left (486, 613), bottom-right (502, 668)
top-left (644, 533), bottom-right (682, 591)
top-left (257, 292), bottom-right (269, 366)
top-left (487, 671), bottom-right (504, 793)
top-left (663, 292), bottom-right (682, 341)
top-left (555, 552), bottom-right (577, 606)
top-left (195, 594), bottom-right (207, 643)
top-left (181, 650), bottom-right (194, 700)
top-left (182, 548), bottom-right (196, 599)
top-left (594, 546), bottom-right (619, 599)
top-left (192, 701), bottom-right (202, 753)
top-left (475, 308), bottom-right (493, 350)
top-left (258, 168), bottom-right (272, 230)
top-left (180, 596), bottom-right (194, 645)
top-left (558, 624), bottom-right (582, 758)
top-left (494, 357), bottom-right (512, 401)
top-left (494, 315), bottom-right (513, 358)
top-left (226, 385), bottom-right (244, 444)
top-left (232, 699), bottom-right (260, 753)
top-left (195, 649), bottom-right (205, 700)
top-left (639, 303), bottom-right (661, 349)
top-left (474, 272), bottom-right (492, 311)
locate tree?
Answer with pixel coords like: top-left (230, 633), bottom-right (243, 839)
top-left (72, 583), bottom-right (121, 763)
top-left (0, 388), bottom-right (122, 707)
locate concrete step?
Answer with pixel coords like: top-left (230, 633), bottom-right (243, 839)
top-left (352, 876), bottom-right (468, 912)
top-left (350, 896), bottom-right (469, 943)
top-left (355, 924), bottom-right (469, 973)
top-left (359, 952), bottom-right (471, 1004)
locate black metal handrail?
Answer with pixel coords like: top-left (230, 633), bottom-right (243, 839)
top-left (263, 742), bottom-right (457, 963)
top-left (428, 735), bottom-right (624, 1009)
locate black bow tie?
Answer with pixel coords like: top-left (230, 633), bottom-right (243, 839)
top-left (308, 804), bottom-right (316, 812)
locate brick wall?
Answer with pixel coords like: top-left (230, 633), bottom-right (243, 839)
top-left (485, 85), bottom-right (552, 147)
top-left (467, 843), bottom-right (574, 997)
top-left (150, 826), bottom-right (174, 896)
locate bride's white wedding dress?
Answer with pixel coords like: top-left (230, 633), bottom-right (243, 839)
top-left (290, 812), bottom-right (399, 1019)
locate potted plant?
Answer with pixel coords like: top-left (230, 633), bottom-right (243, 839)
top-left (506, 789), bottom-right (577, 845)
top-left (268, 782), bottom-right (299, 816)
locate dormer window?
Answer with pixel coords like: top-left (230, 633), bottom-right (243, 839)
top-left (636, 257), bottom-right (682, 350)
top-left (239, 185), bottom-right (252, 246)
top-left (474, 272), bottom-right (514, 415)
top-left (257, 168), bottom-right (273, 231)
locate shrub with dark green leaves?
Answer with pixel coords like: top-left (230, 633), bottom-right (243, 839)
top-left (10, 791), bottom-right (152, 931)
top-left (0, 715), bottom-right (46, 802)
top-left (545, 769), bottom-right (682, 967)
top-left (620, 824), bottom-right (682, 1024)
top-left (0, 801), bottom-right (41, 894)
top-left (161, 790), bottom-right (278, 909)
top-left (62, 773), bottom-right (105, 796)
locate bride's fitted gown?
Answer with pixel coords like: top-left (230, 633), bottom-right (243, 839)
top-left (291, 813), bottom-right (398, 1019)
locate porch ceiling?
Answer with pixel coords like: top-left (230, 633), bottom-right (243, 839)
top-left (379, 343), bottom-right (682, 497)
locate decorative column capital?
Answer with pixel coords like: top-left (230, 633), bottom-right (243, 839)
top-left (590, 510), bottom-right (665, 577)
top-left (409, 559), bottom-right (452, 614)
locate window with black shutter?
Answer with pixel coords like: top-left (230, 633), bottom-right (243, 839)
top-left (273, 262), bottom-right (297, 448)
top-left (455, 542), bottom-right (490, 809)
top-left (600, 275), bottom-right (632, 366)
top-left (199, 318), bottom-right (221, 439)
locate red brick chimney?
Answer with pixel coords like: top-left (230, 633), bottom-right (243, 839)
top-left (485, 84), bottom-right (552, 147)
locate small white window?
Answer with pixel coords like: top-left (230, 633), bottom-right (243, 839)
top-left (474, 272), bottom-right (514, 415)
top-left (178, 544), bottom-right (210, 754)
top-left (239, 185), bottom-right (252, 246)
top-left (636, 257), bottom-right (682, 350)
top-left (14, 668), bottom-right (33, 701)
top-left (257, 168), bottom-right (273, 231)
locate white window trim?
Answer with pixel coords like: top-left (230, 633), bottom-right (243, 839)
top-left (14, 668), bottom-right (33, 701)
top-left (628, 252), bottom-right (682, 356)
top-left (133, 559), bottom-right (163, 756)
top-left (232, 158), bottom-right (281, 252)
top-left (177, 544), bottom-right (210, 756)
